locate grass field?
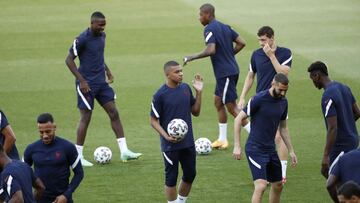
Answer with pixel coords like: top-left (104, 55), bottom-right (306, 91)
top-left (0, 0), bottom-right (359, 202)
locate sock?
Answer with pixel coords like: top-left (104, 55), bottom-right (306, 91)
top-left (177, 195), bottom-right (188, 203)
top-left (218, 123), bottom-right (227, 141)
top-left (244, 122), bottom-right (251, 133)
top-left (281, 160), bottom-right (288, 178)
top-left (168, 200), bottom-right (178, 203)
top-left (117, 137), bottom-right (128, 153)
top-left (75, 145), bottom-right (84, 158)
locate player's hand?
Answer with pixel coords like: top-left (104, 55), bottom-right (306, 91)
top-left (106, 71), bottom-right (114, 84)
top-left (232, 147), bottom-right (242, 160)
top-left (183, 56), bottom-right (192, 66)
top-left (79, 80), bottom-right (91, 93)
top-left (52, 195), bottom-right (67, 203)
top-left (164, 134), bottom-right (179, 143)
top-left (289, 151), bottom-right (297, 167)
top-left (192, 74), bottom-right (203, 92)
top-left (321, 156), bottom-right (330, 178)
top-left (238, 97), bottom-right (246, 109)
top-left (263, 43), bottom-right (275, 58)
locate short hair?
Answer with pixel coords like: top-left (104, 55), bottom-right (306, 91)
top-left (257, 26), bottom-right (274, 38)
top-left (307, 61), bottom-right (329, 76)
top-left (37, 113), bottom-right (54, 124)
top-left (91, 11), bottom-right (105, 20)
top-left (337, 181), bottom-right (360, 199)
top-left (200, 3), bottom-right (215, 15)
top-left (163, 60), bottom-right (179, 72)
top-left (274, 73), bottom-right (289, 85)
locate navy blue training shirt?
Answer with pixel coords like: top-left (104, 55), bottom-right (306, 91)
top-left (243, 90), bottom-right (288, 152)
top-left (24, 136), bottom-right (83, 203)
top-left (151, 83), bottom-right (196, 152)
top-left (69, 28), bottom-right (106, 84)
top-left (0, 111), bottom-right (19, 160)
top-left (204, 19), bottom-right (239, 79)
top-left (330, 149), bottom-right (360, 185)
top-left (322, 81), bottom-right (359, 153)
top-left (250, 47), bottom-right (292, 93)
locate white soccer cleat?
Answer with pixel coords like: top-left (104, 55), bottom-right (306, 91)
top-left (81, 157), bottom-right (94, 167)
top-left (121, 150), bottom-right (142, 162)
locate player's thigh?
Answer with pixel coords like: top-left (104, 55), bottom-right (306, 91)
top-left (266, 152), bottom-right (282, 183)
top-left (179, 147), bottom-right (196, 182)
top-left (215, 75), bottom-right (239, 104)
top-left (163, 150), bottom-right (180, 187)
top-left (245, 150), bottom-right (269, 181)
top-left (96, 83), bottom-right (116, 106)
top-left (76, 83), bottom-right (95, 110)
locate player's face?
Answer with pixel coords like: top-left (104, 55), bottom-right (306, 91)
top-left (337, 194), bottom-right (358, 203)
top-left (38, 122), bottom-right (56, 145)
top-left (309, 72), bottom-right (322, 89)
top-left (273, 82), bottom-right (288, 98)
top-left (167, 65), bottom-right (183, 83)
top-left (91, 18), bottom-right (106, 35)
top-left (199, 10), bottom-right (209, 26)
top-left (258, 35), bottom-right (274, 48)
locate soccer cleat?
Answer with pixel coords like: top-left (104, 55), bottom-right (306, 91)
top-left (121, 150), bottom-right (142, 162)
top-left (211, 140), bottom-right (228, 149)
top-left (80, 157), bottom-right (94, 167)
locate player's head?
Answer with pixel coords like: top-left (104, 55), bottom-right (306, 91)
top-left (307, 61), bottom-right (329, 89)
top-left (199, 3), bottom-right (215, 26)
top-left (90, 11), bottom-right (106, 35)
top-left (337, 181), bottom-right (360, 203)
top-left (271, 73), bottom-right (289, 98)
top-left (257, 26), bottom-right (275, 47)
top-left (164, 60), bottom-right (183, 84)
top-left (37, 113), bottom-right (56, 145)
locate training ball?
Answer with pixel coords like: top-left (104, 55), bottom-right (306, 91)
top-left (94, 146), bottom-right (112, 164)
top-left (167, 118), bottom-right (188, 141)
top-left (195, 138), bottom-right (212, 155)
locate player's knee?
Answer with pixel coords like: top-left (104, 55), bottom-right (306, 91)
top-left (272, 182), bottom-right (283, 191)
top-left (254, 182), bottom-right (267, 193)
top-left (108, 108), bottom-right (119, 121)
top-left (80, 112), bottom-right (92, 123)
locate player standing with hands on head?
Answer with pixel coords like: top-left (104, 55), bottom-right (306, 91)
top-left (184, 3), bottom-right (249, 150)
top-left (233, 73), bottom-right (297, 203)
top-left (238, 26), bottom-right (293, 183)
top-left (65, 11), bottom-right (141, 166)
top-left (150, 61), bottom-right (203, 203)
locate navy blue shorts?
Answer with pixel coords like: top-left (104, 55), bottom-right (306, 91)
top-left (245, 150), bottom-right (282, 182)
top-left (215, 74), bottom-right (239, 104)
top-left (162, 146), bottom-right (196, 187)
top-left (76, 82), bottom-right (115, 110)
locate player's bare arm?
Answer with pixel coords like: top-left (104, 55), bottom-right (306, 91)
top-left (353, 103), bottom-right (360, 121)
top-left (326, 175), bottom-right (340, 203)
top-left (104, 64), bottom-right (114, 84)
top-left (183, 43), bottom-right (215, 66)
top-left (233, 111), bottom-right (247, 160)
top-left (238, 71), bottom-right (255, 108)
top-left (279, 120), bottom-right (297, 166)
top-left (263, 43), bottom-right (290, 75)
top-left (322, 116), bottom-right (337, 178)
top-left (33, 177), bottom-right (45, 201)
top-left (233, 35), bottom-right (246, 55)
top-left (191, 74), bottom-right (203, 116)
top-left (65, 52), bottom-right (90, 93)
top-left (150, 117), bottom-right (178, 143)
top-left (9, 190), bottom-right (24, 203)
top-left (1, 125), bottom-right (16, 154)
top-left (53, 194), bottom-right (67, 203)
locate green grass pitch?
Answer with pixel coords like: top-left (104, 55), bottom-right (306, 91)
top-left (0, 0), bottom-right (359, 202)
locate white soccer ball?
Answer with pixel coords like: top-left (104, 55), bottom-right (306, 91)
top-left (167, 118), bottom-right (188, 141)
top-left (93, 146), bottom-right (112, 164)
top-left (195, 138), bottom-right (212, 155)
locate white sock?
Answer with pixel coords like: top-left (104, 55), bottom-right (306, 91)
top-left (244, 122), bottom-right (251, 133)
top-left (218, 123), bottom-right (227, 141)
top-left (168, 200), bottom-right (178, 203)
top-left (281, 160), bottom-right (288, 178)
top-left (177, 195), bottom-right (187, 203)
top-left (75, 145), bottom-right (84, 158)
top-left (117, 137), bottom-right (128, 153)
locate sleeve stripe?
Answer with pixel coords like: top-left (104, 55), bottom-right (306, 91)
top-left (324, 99), bottom-right (333, 117)
top-left (249, 63), bottom-right (254, 72)
top-left (0, 188), bottom-right (4, 195)
top-left (329, 151), bottom-right (344, 175)
top-left (151, 102), bottom-right (160, 118)
top-left (73, 39), bottom-right (78, 56)
top-left (246, 98), bottom-right (252, 116)
top-left (0, 112), bottom-right (2, 126)
top-left (205, 32), bottom-right (213, 43)
top-left (7, 175), bottom-right (13, 195)
top-left (281, 55), bottom-right (292, 66)
top-left (71, 154), bottom-right (81, 169)
top-left (76, 85), bottom-right (92, 110)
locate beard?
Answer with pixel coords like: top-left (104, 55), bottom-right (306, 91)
top-left (272, 89), bottom-right (284, 99)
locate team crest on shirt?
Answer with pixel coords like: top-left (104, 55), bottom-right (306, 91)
top-left (55, 151), bottom-right (62, 159)
top-left (183, 89), bottom-right (190, 96)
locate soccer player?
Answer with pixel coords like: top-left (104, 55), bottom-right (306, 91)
top-left (65, 11), bottom-right (141, 166)
top-left (337, 181), bottom-right (360, 203)
top-left (0, 110), bottom-right (20, 160)
top-left (150, 61), bottom-right (203, 203)
top-left (233, 73), bottom-right (297, 203)
top-left (183, 3), bottom-right (249, 149)
top-left (24, 113), bottom-right (84, 203)
top-left (0, 143), bottom-right (45, 203)
top-left (327, 149), bottom-right (360, 202)
top-left (238, 26), bottom-right (293, 182)
top-left (308, 61), bottom-right (360, 178)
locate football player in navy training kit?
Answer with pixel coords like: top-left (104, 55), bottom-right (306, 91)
top-left (183, 3), bottom-right (249, 150)
top-left (150, 61), bottom-right (203, 203)
top-left (233, 73), bottom-right (297, 203)
top-left (307, 61), bottom-right (360, 179)
top-left (0, 110), bottom-right (20, 160)
top-left (238, 26), bottom-right (293, 183)
top-left (0, 143), bottom-right (45, 203)
top-left (24, 113), bottom-right (84, 203)
top-left (65, 11), bottom-right (141, 166)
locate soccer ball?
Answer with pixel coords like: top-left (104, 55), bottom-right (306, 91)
top-left (195, 138), bottom-right (212, 155)
top-left (93, 146), bottom-right (112, 164)
top-left (167, 118), bottom-right (188, 141)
